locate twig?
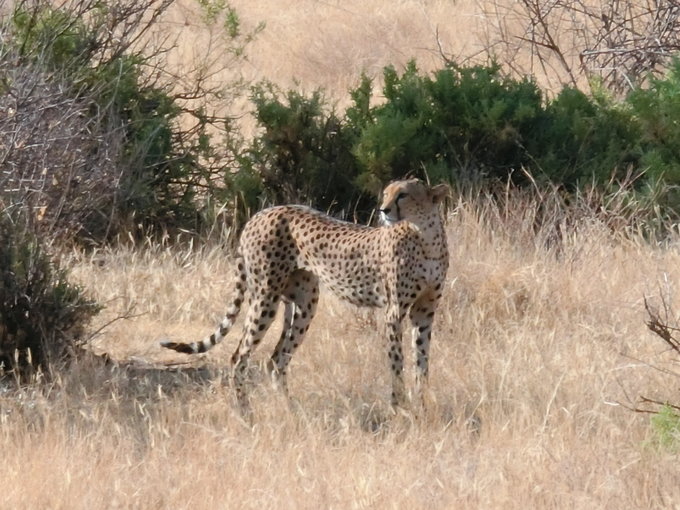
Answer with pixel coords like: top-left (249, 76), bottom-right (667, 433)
top-left (639, 395), bottom-right (680, 412)
top-left (644, 295), bottom-right (680, 356)
top-left (82, 304), bottom-right (146, 344)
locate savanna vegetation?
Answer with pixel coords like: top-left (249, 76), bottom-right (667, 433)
top-left (2, 0), bottom-right (680, 507)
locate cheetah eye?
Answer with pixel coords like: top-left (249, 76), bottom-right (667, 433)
top-left (396, 192), bottom-right (407, 200)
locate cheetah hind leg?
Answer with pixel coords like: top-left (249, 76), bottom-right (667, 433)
top-left (268, 270), bottom-right (320, 395)
top-left (231, 291), bottom-right (281, 412)
top-left (267, 298), bottom-right (294, 393)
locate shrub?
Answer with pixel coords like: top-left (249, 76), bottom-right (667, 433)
top-left (0, 210), bottom-right (99, 379)
top-left (0, 0), bottom-right (252, 243)
top-left (627, 58), bottom-right (680, 213)
top-left (240, 61), bottom-right (674, 225)
top-left (648, 405), bottom-right (680, 452)
top-left (352, 61), bottom-right (647, 195)
top-left (528, 87), bottom-right (641, 189)
top-left (352, 61), bottom-right (544, 191)
top-left (243, 83), bottom-right (371, 218)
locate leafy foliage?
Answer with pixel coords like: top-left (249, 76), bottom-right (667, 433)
top-left (529, 87), bottom-right (641, 188)
top-left (627, 58), bottom-right (680, 211)
top-left (240, 59), bottom-right (680, 225)
top-left (242, 83), bottom-right (370, 218)
top-left (648, 405), bottom-right (680, 452)
top-left (245, 63), bottom-right (645, 202)
top-left (0, 211), bottom-right (99, 378)
top-left (354, 61), bottom-right (544, 191)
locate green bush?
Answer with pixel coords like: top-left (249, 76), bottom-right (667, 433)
top-left (648, 404), bottom-right (680, 452)
top-left (242, 83), bottom-right (370, 217)
top-left (353, 61), bottom-right (544, 191)
top-left (0, 211), bottom-right (99, 378)
top-left (243, 62), bottom-right (650, 210)
top-left (529, 87), bottom-right (641, 189)
top-left (351, 61), bottom-right (649, 195)
top-left (627, 58), bottom-right (680, 212)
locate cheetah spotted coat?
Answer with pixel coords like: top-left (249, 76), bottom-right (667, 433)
top-left (162, 179), bottom-right (449, 410)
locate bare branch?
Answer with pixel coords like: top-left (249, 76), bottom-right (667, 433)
top-left (478, 0), bottom-right (680, 94)
top-left (644, 295), bottom-right (680, 356)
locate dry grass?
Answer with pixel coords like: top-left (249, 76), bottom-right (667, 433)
top-left (164, 0), bottom-right (486, 93)
top-left (158, 0), bottom-right (577, 135)
top-left (3, 192), bottom-right (680, 508)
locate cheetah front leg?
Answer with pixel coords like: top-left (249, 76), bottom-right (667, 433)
top-left (409, 293), bottom-right (438, 408)
top-left (386, 305), bottom-right (407, 408)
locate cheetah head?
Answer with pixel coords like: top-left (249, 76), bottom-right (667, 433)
top-left (379, 179), bottom-right (449, 226)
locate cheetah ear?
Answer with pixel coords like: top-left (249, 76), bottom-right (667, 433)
top-left (429, 183), bottom-right (450, 203)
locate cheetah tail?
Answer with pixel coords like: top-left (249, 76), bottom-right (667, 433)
top-left (160, 258), bottom-right (246, 355)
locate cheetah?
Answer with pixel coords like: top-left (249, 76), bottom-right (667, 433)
top-left (161, 178), bottom-right (450, 410)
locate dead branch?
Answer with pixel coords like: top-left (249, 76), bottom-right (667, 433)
top-left (637, 395), bottom-right (680, 413)
top-left (644, 295), bottom-right (680, 356)
top-left (478, 0), bottom-right (680, 95)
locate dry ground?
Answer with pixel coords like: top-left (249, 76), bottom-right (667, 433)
top-left (3, 195), bottom-right (680, 508)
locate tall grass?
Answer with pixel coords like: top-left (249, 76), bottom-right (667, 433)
top-left (3, 189), bottom-right (680, 508)
top-left (161, 0), bottom-right (516, 134)
top-left (161, 0), bottom-right (585, 111)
